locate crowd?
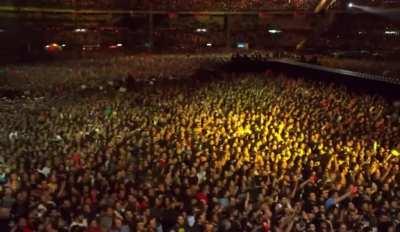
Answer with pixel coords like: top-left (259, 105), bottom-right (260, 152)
top-left (1, 54), bottom-right (400, 232)
top-left (5, 0), bottom-right (395, 11)
top-left (2, 0), bottom-right (322, 11)
top-left (0, 54), bottom-right (229, 98)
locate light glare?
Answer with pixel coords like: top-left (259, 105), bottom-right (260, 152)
top-left (196, 28), bottom-right (207, 33)
top-left (74, 28), bottom-right (87, 33)
top-left (385, 30), bottom-right (399, 35)
top-left (268, 29), bottom-right (282, 34)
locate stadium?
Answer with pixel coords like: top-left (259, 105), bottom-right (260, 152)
top-left (0, 0), bottom-right (400, 231)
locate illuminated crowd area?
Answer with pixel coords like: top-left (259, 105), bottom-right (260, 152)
top-left (0, 54), bottom-right (400, 231)
top-left (0, 0), bottom-right (400, 231)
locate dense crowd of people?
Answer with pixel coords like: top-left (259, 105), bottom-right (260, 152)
top-left (3, 52), bottom-right (398, 97)
top-left (6, 0), bottom-right (396, 10)
top-left (1, 54), bottom-right (400, 232)
top-left (3, 0), bottom-right (320, 10)
top-left (0, 54), bottom-right (229, 98)
top-left (4, 0), bottom-right (395, 11)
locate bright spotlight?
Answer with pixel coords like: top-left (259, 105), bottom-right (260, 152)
top-left (268, 29), bottom-right (282, 34)
top-left (385, 30), bottom-right (399, 35)
top-left (348, 2), bottom-right (353, 8)
top-left (74, 28), bottom-right (87, 33)
top-left (196, 28), bottom-right (207, 33)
